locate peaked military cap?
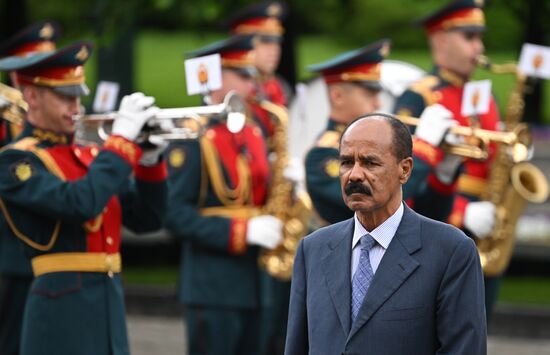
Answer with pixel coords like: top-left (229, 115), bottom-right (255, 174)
top-left (0, 41), bottom-right (93, 97)
top-left (224, 1), bottom-right (287, 42)
top-left (414, 0), bottom-right (486, 34)
top-left (0, 21), bottom-right (60, 58)
top-left (307, 39), bottom-right (391, 91)
top-left (187, 35), bottom-right (257, 78)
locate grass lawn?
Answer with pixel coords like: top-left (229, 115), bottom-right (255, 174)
top-left (82, 31), bottom-right (550, 123)
top-left (121, 265), bottom-right (550, 307)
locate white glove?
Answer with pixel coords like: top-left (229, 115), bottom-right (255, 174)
top-left (416, 104), bottom-right (457, 147)
top-left (139, 135), bottom-right (168, 166)
top-left (434, 154), bottom-right (463, 184)
top-left (464, 201), bottom-right (496, 239)
top-left (112, 92), bottom-right (159, 141)
top-left (283, 157), bottom-right (307, 195)
top-left (246, 215), bottom-right (283, 250)
top-left (0, 96), bottom-right (10, 109)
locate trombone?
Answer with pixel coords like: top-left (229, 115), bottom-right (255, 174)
top-left (396, 114), bottom-right (531, 162)
top-left (73, 91), bottom-right (247, 144)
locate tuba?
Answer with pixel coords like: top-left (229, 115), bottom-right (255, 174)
top-left (475, 56), bottom-right (549, 276)
top-left (256, 99), bottom-right (312, 281)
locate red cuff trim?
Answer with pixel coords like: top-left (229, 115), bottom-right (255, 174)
top-left (413, 137), bottom-right (444, 168)
top-left (427, 173), bottom-right (457, 196)
top-left (228, 219), bottom-right (248, 255)
top-left (103, 135), bottom-right (142, 167)
top-left (448, 195), bottom-right (468, 229)
top-left (135, 161), bottom-right (168, 182)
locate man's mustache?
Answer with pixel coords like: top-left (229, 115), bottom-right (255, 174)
top-left (344, 181), bottom-right (372, 196)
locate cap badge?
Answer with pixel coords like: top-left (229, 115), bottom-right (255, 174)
top-left (76, 46), bottom-right (89, 61)
top-left (380, 42), bottom-right (390, 57)
top-left (267, 3), bottom-right (281, 17)
top-left (39, 23), bottom-right (54, 39)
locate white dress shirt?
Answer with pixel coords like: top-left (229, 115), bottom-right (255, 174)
top-left (351, 202), bottom-right (404, 279)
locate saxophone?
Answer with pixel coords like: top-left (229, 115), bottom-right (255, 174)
top-left (476, 57), bottom-right (549, 276)
top-left (256, 100), bottom-right (312, 281)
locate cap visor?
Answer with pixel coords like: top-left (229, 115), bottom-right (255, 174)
top-left (51, 83), bottom-right (90, 97)
top-left (257, 34), bottom-right (283, 43)
top-left (227, 66), bottom-right (257, 78)
top-left (449, 25), bottom-right (486, 33)
top-left (354, 81), bottom-right (383, 91)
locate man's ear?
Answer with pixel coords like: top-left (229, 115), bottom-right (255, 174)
top-left (22, 86), bottom-right (39, 110)
top-left (328, 84), bottom-right (344, 107)
top-left (398, 157), bottom-right (413, 184)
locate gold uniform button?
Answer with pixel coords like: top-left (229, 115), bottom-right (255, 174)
top-left (106, 236), bottom-right (114, 245)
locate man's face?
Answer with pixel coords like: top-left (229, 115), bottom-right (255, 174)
top-left (253, 38), bottom-right (281, 75)
top-left (213, 69), bottom-right (255, 104)
top-left (434, 30), bottom-right (484, 78)
top-left (339, 119), bottom-right (410, 213)
top-left (26, 86), bottom-right (81, 134)
top-left (331, 83), bottom-right (381, 124)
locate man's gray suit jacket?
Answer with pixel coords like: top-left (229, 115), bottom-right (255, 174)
top-left (285, 204), bottom-right (487, 355)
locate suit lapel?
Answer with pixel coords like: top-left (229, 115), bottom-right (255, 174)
top-left (321, 219), bottom-right (354, 334)
top-left (347, 205), bottom-right (422, 341)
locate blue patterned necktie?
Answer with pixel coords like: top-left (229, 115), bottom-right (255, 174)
top-left (351, 233), bottom-right (376, 322)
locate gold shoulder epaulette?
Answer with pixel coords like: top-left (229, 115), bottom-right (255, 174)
top-left (316, 131), bottom-right (341, 149)
top-left (1, 137), bottom-right (39, 153)
top-left (409, 75), bottom-right (442, 106)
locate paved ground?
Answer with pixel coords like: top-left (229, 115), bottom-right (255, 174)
top-left (127, 315), bottom-right (550, 355)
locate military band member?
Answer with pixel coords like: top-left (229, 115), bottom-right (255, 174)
top-left (225, 0), bottom-right (291, 140)
top-left (304, 39), bottom-right (390, 225)
top-left (0, 41), bottom-right (167, 355)
top-left (0, 20), bottom-right (61, 355)
top-left (0, 21), bottom-right (60, 146)
top-left (165, 35), bottom-right (283, 355)
top-left (225, 3), bottom-right (293, 354)
top-left (393, 0), bottom-right (500, 318)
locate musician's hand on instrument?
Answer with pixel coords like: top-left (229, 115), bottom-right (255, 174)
top-left (112, 92), bottom-right (159, 141)
top-left (139, 135), bottom-right (168, 166)
top-left (246, 215), bottom-right (283, 250)
top-left (0, 96), bottom-right (9, 109)
top-left (416, 104), bottom-right (457, 147)
top-left (434, 154), bottom-right (463, 184)
top-left (464, 201), bottom-right (496, 239)
top-left (283, 157), bottom-right (306, 195)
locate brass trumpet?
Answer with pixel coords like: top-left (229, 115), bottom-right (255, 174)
top-left (397, 114), bottom-right (531, 162)
top-left (73, 91), bottom-right (247, 144)
top-left (0, 83), bottom-right (27, 125)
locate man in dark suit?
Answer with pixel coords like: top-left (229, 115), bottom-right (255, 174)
top-left (285, 113), bottom-right (486, 355)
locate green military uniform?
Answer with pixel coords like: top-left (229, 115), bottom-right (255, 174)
top-left (0, 41), bottom-right (167, 355)
top-left (0, 20), bottom-right (60, 355)
top-left (305, 120), bottom-right (351, 224)
top-left (394, 0), bottom-right (503, 319)
top-left (166, 36), bottom-right (271, 355)
top-left (225, 3), bottom-right (291, 352)
top-left (304, 39), bottom-right (390, 225)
